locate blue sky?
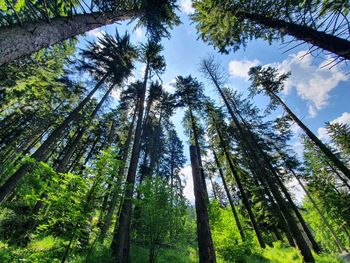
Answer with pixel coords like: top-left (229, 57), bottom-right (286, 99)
top-left (77, 0), bottom-right (350, 202)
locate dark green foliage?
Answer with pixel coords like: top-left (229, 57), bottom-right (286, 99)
top-left (192, 0), bottom-right (350, 56)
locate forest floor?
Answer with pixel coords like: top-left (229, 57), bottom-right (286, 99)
top-left (0, 237), bottom-right (346, 263)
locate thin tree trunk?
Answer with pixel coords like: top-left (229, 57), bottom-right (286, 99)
top-left (57, 84), bottom-right (114, 172)
top-left (274, 171), bottom-right (321, 253)
top-left (271, 92), bottom-right (350, 180)
top-left (102, 118), bottom-right (117, 150)
top-left (209, 175), bottom-right (218, 200)
top-left (219, 91), bottom-right (314, 262)
top-left (111, 63), bottom-right (149, 262)
top-left (324, 159), bottom-right (350, 190)
top-left (238, 123), bottom-right (314, 262)
top-left (0, 11), bottom-right (135, 66)
top-left (291, 170), bottom-right (347, 252)
top-left (250, 164), bottom-right (296, 247)
top-left (190, 145), bottom-right (216, 263)
top-left (100, 107), bottom-right (137, 242)
top-left (217, 129), bottom-right (266, 248)
top-left (83, 137), bottom-right (99, 166)
top-left (212, 148), bottom-right (246, 242)
top-left (250, 142), bottom-right (315, 261)
top-left (240, 11), bottom-right (350, 60)
top-left (0, 75), bottom-right (107, 203)
top-left (202, 71), bottom-right (285, 249)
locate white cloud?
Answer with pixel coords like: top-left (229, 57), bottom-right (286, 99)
top-left (333, 112), bottom-right (350, 125)
top-left (134, 27), bottom-right (144, 39)
top-left (228, 59), bottom-right (260, 80)
top-left (291, 122), bottom-right (302, 136)
top-left (273, 51), bottom-right (348, 116)
top-left (318, 112), bottom-right (350, 140)
top-left (307, 105), bottom-right (317, 118)
top-left (139, 64), bottom-right (147, 78)
top-left (286, 177), bottom-right (305, 205)
top-left (180, 0), bottom-right (194, 14)
top-left (86, 28), bottom-right (105, 39)
top-left (163, 78), bottom-right (176, 93)
top-left (181, 165), bottom-right (195, 203)
top-left (110, 89), bottom-right (121, 100)
top-left (292, 140), bottom-right (304, 158)
top-left (290, 122), bottom-right (304, 159)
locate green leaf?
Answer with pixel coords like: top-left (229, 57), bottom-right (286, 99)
top-left (0, 0), bottom-right (7, 11)
top-left (14, 0), bottom-right (25, 11)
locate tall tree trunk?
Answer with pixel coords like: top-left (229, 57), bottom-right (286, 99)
top-left (101, 107), bottom-right (137, 242)
top-left (188, 104), bottom-right (209, 201)
top-left (111, 63), bottom-right (149, 262)
top-left (56, 84), bottom-right (114, 172)
top-left (203, 71), bottom-right (289, 248)
top-left (324, 159), bottom-right (350, 190)
top-left (101, 118), bottom-right (117, 150)
top-left (209, 175), bottom-right (218, 200)
top-left (212, 148), bottom-right (245, 241)
top-left (83, 137), bottom-right (100, 166)
top-left (190, 145), bottom-right (216, 263)
top-left (0, 75), bottom-right (107, 203)
top-left (218, 91), bottom-right (314, 262)
top-left (291, 169), bottom-right (347, 252)
top-left (274, 171), bottom-right (321, 253)
top-left (240, 11), bottom-right (350, 60)
top-left (0, 11), bottom-right (135, 66)
top-left (216, 127), bottom-right (266, 248)
top-left (271, 92), bottom-right (350, 180)
top-left (244, 132), bottom-right (315, 262)
top-left (249, 161), bottom-right (296, 247)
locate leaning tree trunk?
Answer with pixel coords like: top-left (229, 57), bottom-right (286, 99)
top-left (291, 169), bottom-right (347, 252)
top-left (217, 128), bottom-right (266, 249)
top-left (56, 84), bottom-right (114, 172)
top-left (111, 63), bottom-right (149, 262)
top-left (32, 85), bottom-right (115, 215)
top-left (247, 155), bottom-right (297, 247)
top-left (243, 129), bottom-right (315, 262)
top-left (0, 75), bottom-right (107, 203)
top-left (223, 95), bottom-right (314, 262)
top-left (274, 171), bottom-right (321, 253)
top-left (100, 107), bottom-right (137, 242)
top-left (271, 91), bottom-right (350, 180)
top-left (240, 11), bottom-right (350, 61)
top-left (212, 148), bottom-right (246, 242)
top-left (0, 11), bottom-right (136, 66)
top-left (190, 145), bottom-right (216, 263)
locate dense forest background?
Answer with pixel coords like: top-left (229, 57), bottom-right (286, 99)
top-left (0, 0), bottom-right (349, 262)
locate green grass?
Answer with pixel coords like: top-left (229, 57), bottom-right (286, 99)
top-left (0, 238), bottom-right (345, 263)
top-left (131, 245), bottom-right (198, 263)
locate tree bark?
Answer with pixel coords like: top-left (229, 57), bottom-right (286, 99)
top-left (0, 75), bottom-right (107, 202)
top-left (274, 171), bottom-right (321, 253)
top-left (271, 91), bottom-right (350, 180)
top-left (241, 12), bottom-right (350, 60)
top-left (101, 107), bottom-right (137, 242)
top-left (190, 145), bottom-right (216, 263)
top-left (111, 63), bottom-right (149, 262)
top-left (291, 169), bottom-right (347, 252)
top-left (56, 84), bottom-right (114, 172)
top-left (219, 92), bottom-right (314, 262)
top-left (0, 11), bottom-right (135, 66)
top-left (217, 129), bottom-right (266, 248)
top-left (188, 104), bottom-right (209, 202)
top-left (212, 148), bottom-right (246, 242)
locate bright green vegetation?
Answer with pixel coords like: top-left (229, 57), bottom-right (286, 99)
top-left (0, 201), bottom-right (345, 263)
